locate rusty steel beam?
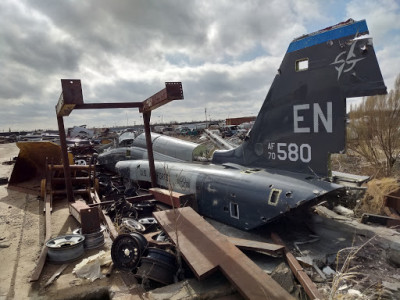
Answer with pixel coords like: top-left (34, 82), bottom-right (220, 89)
top-left (385, 193), bottom-right (400, 212)
top-left (74, 102), bottom-right (143, 110)
top-left (149, 188), bottom-right (197, 210)
top-left (91, 191), bottom-right (118, 240)
top-left (56, 79), bottom-right (84, 117)
top-left (140, 82), bottom-right (183, 113)
top-left (143, 112), bottom-right (157, 187)
top-left (149, 187), bottom-right (181, 207)
top-left (56, 116), bottom-right (74, 202)
top-left (80, 207), bottom-right (101, 234)
top-left (361, 213), bottom-right (400, 227)
top-left (226, 236), bottom-right (284, 255)
top-left (87, 194), bottom-right (154, 208)
top-left (154, 207), bottom-right (293, 300)
top-left (271, 232), bottom-right (323, 300)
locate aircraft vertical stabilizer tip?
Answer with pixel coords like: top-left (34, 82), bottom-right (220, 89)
top-left (116, 19), bottom-right (386, 230)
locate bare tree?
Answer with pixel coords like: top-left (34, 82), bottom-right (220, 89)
top-left (347, 75), bottom-right (400, 177)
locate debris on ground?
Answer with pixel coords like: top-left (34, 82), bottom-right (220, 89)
top-left (357, 178), bottom-right (399, 216)
top-left (73, 250), bottom-right (112, 282)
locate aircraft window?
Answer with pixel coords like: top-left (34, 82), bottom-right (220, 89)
top-left (296, 58), bottom-right (309, 71)
top-left (230, 202), bottom-right (239, 219)
top-left (268, 189), bottom-right (281, 206)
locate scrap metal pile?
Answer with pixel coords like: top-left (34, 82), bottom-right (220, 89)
top-left (3, 17), bottom-right (399, 299)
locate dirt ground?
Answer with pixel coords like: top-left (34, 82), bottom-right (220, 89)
top-left (0, 143), bottom-right (139, 300)
top-left (0, 142), bottom-right (41, 299)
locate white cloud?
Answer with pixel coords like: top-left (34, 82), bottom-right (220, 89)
top-left (0, 0), bottom-right (398, 131)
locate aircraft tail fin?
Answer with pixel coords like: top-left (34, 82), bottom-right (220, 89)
top-left (212, 19), bottom-right (386, 176)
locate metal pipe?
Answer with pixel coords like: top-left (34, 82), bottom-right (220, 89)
top-left (56, 116), bottom-right (74, 202)
top-left (143, 112), bottom-right (157, 187)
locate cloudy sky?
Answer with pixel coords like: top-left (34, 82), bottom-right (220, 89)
top-left (1, 0), bottom-right (399, 132)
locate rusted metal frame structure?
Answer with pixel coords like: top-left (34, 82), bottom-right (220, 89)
top-left (55, 79), bottom-right (183, 202)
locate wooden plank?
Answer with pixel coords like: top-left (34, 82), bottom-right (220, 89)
top-left (30, 191), bottom-right (52, 282)
top-left (44, 264), bottom-right (68, 288)
top-left (271, 232), bottom-right (323, 300)
top-left (30, 246), bottom-right (48, 282)
top-left (153, 207), bottom-right (293, 300)
top-left (226, 236), bottom-right (284, 255)
top-left (45, 194), bottom-right (52, 240)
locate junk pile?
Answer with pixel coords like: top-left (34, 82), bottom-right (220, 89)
top-left (111, 232), bottom-right (179, 286)
top-left (104, 192), bottom-right (182, 287)
top-left (8, 136), bottom-right (400, 299)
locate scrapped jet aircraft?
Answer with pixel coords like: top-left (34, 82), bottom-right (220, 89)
top-left (116, 19), bottom-right (386, 230)
top-left (98, 132), bottom-right (206, 171)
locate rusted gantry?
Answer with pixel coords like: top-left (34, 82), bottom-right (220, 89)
top-left (55, 79), bottom-right (184, 202)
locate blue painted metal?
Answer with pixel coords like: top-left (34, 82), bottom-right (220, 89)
top-left (287, 19), bottom-right (368, 53)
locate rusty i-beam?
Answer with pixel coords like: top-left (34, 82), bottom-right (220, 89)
top-left (55, 79), bottom-right (183, 202)
top-left (271, 232), bottom-right (323, 300)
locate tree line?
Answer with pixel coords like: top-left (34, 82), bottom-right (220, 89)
top-left (347, 74), bottom-right (400, 177)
